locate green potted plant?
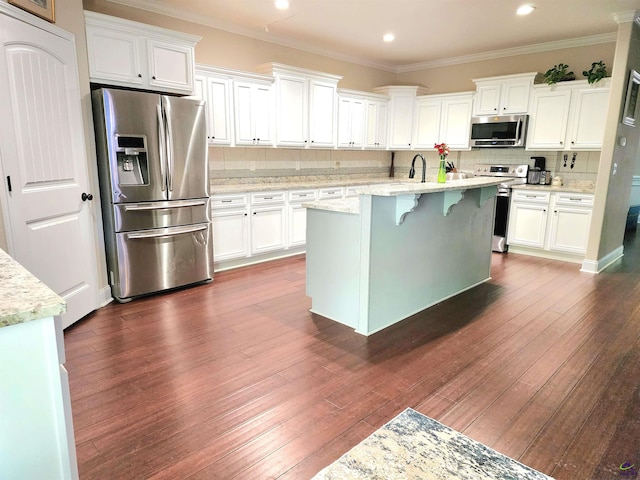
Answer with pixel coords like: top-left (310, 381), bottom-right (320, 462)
top-left (582, 61), bottom-right (607, 84)
top-left (543, 63), bottom-right (575, 85)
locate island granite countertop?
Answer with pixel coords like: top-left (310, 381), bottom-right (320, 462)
top-left (210, 174), bottom-right (418, 194)
top-left (0, 248), bottom-right (66, 328)
top-left (303, 177), bottom-right (506, 214)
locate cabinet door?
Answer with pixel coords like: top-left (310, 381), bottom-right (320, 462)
top-left (566, 86), bottom-right (610, 150)
top-left (526, 89), bottom-right (572, 150)
top-left (234, 82), bottom-right (254, 145)
top-left (387, 93), bottom-right (415, 149)
top-left (86, 25), bottom-right (144, 86)
top-left (276, 75), bottom-right (307, 147)
top-left (441, 97), bottom-right (472, 149)
top-left (147, 39), bottom-right (194, 93)
top-left (251, 205), bottom-right (286, 254)
top-left (338, 97), bottom-right (365, 148)
top-left (309, 80), bottom-right (337, 147)
top-left (473, 84), bottom-right (501, 115)
top-left (507, 202), bottom-right (548, 248)
top-left (413, 99), bottom-right (441, 149)
top-left (501, 80), bottom-right (531, 114)
top-left (252, 84), bottom-right (273, 145)
top-left (549, 207), bottom-right (592, 254)
top-left (365, 100), bottom-right (388, 149)
top-left (234, 82), bottom-right (273, 146)
top-left (207, 77), bottom-right (233, 145)
top-left (212, 209), bottom-right (249, 261)
top-left (288, 203), bottom-right (308, 247)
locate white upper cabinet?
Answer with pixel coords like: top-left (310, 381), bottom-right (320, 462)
top-left (337, 93), bottom-right (365, 148)
top-left (364, 97), bottom-right (389, 149)
top-left (472, 72), bottom-right (537, 116)
top-left (526, 87), bottom-right (572, 150)
top-left (233, 75), bottom-right (274, 146)
top-left (187, 66), bottom-right (235, 145)
top-left (84, 11), bottom-right (200, 95)
top-left (259, 63), bottom-right (342, 148)
top-left (527, 80), bottom-right (610, 151)
top-left (565, 82), bottom-right (610, 150)
top-left (414, 92), bottom-right (473, 150)
top-left (374, 86), bottom-right (428, 150)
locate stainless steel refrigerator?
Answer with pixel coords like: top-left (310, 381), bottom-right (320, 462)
top-left (92, 88), bottom-right (213, 302)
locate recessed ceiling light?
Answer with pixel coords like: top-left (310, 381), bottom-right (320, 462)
top-left (383, 33), bottom-right (395, 42)
top-left (517, 4), bottom-right (535, 15)
top-left (275, 0), bottom-right (290, 9)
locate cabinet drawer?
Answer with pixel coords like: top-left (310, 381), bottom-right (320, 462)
top-left (554, 193), bottom-right (594, 207)
top-left (512, 190), bottom-right (550, 204)
top-left (250, 191), bottom-right (286, 205)
top-left (288, 189), bottom-right (317, 202)
top-left (211, 194), bottom-right (248, 209)
top-left (318, 187), bottom-right (344, 199)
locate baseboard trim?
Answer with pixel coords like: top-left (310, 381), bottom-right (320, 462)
top-left (580, 245), bottom-right (624, 273)
top-left (97, 285), bottom-right (113, 308)
top-left (214, 247), bottom-right (306, 272)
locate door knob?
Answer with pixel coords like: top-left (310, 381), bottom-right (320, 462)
top-left (82, 192), bottom-right (93, 201)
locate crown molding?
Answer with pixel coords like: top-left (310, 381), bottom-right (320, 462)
top-left (612, 10), bottom-right (638, 23)
top-left (396, 33), bottom-right (617, 73)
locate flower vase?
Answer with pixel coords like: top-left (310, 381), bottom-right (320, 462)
top-left (437, 159), bottom-right (447, 183)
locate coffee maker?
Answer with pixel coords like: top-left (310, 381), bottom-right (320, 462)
top-left (529, 156), bottom-right (550, 185)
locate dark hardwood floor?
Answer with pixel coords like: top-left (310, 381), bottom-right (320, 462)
top-left (64, 231), bottom-right (640, 479)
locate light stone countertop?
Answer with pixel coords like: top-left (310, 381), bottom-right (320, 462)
top-left (0, 248), bottom-right (66, 328)
top-left (211, 175), bottom-right (417, 194)
top-left (511, 182), bottom-right (595, 194)
top-left (303, 177), bottom-right (506, 214)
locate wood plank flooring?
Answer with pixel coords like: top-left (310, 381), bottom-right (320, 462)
top-left (64, 232), bottom-right (640, 479)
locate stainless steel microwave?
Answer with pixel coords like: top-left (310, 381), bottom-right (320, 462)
top-left (470, 114), bottom-right (528, 148)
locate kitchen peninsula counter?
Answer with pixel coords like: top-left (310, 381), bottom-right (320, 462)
top-left (304, 178), bottom-right (504, 335)
top-left (0, 248), bottom-right (77, 479)
top-left (0, 248), bottom-right (65, 327)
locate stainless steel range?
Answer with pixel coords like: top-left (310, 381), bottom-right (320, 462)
top-left (474, 164), bottom-right (529, 252)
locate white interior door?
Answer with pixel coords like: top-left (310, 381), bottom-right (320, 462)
top-left (0, 7), bottom-right (98, 328)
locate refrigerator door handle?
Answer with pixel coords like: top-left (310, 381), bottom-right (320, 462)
top-left (157, 104), bottom-right (167, 192)
top-left (123, 200), bottom-right (206, 211)
top-left (163, 100), bottom-right (174, 192)
top-left (127, 224), bottom-right (208, 239)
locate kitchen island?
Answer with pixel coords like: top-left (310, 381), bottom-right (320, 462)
top-left (304, 178), bottom-right (504, 335)
top-left (0, 249), bottom-right (78, 479)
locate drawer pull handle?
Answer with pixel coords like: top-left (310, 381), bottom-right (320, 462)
top-left (221, 200), bottom-right (232, 203)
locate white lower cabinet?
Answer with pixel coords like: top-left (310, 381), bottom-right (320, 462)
top-left (211, 194), bottom-right (249, 262)
top-left (288, 189), bottom-right (317, 247)
top-left (507, 189), bottom-right (594, 260)
top-left (548, 193), bottom-right (594, 254)
top-left (250, 192), bottom-right (286, 255)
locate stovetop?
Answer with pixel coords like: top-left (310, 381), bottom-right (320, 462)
top-left (474, 164), bottom-right (529, 190)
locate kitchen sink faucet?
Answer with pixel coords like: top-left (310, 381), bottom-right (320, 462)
top-left (409, 153), bottom-right (426, 183)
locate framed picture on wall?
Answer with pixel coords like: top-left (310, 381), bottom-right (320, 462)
top-left (8, 0), bottom-right (55, 23)
top-left (623, 69), bottom-right (640, 127)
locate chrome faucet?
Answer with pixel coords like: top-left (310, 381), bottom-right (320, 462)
top-left (409, 153), bottom-right (426, 183)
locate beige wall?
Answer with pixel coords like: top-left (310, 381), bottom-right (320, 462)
top-left (587, 17), bottom-right (640, 263)
top-left (396, 44), bottom-right (616, 94)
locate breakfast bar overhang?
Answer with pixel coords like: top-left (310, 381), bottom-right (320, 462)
top-left (304, 178), bottom-right (505, 335)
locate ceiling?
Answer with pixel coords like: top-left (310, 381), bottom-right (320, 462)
top-left (107, 0), bottom-right (640, 72)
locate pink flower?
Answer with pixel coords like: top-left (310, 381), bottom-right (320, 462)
top-left (434, 143), bottom-right (449, 159)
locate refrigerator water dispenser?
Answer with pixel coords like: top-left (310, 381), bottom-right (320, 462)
top-left (116, 135), bottom-right (148, 186)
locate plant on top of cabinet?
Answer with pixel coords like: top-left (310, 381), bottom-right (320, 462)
top-left (543, 63), bottom-right (575, 85)
top-left (582, 61), bottom-right (607, 84)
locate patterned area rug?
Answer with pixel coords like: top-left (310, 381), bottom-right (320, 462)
top-left (312, 408), bottom-right (554, 480)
